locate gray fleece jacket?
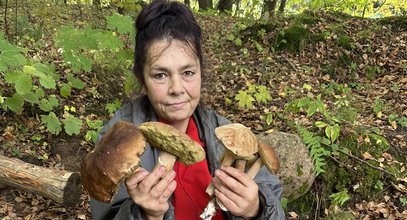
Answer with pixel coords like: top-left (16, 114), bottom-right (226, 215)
top-left (90, 96), bottom-right (286, 220)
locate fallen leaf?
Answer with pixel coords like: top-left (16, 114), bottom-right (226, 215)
top-left (362, 152), bottom-right (374, 160)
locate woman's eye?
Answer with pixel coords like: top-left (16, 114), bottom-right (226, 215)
top-left (183, 71), bottom-right (195, 76)
top-left (153, 73), bottom-right (166, 79)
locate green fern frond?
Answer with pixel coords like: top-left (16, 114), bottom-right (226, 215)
top-left (296, 125), bottom-right (329, 176)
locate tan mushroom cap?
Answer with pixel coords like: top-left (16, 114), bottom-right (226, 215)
top-left (80, 120), bottom-right (146, 203)
top-left (138, 122), bottom-right (205, 165)
top-left (258, 142), bottom-right (280, 174)
top-left (215, 123), bottom-right (258, 157)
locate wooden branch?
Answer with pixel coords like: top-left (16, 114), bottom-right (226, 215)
top-left (337, 149), bottom-right (396, 177)
top-left (0, 155), bottom-right (82, 207)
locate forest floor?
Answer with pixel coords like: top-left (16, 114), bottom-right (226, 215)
top-left (0, 5), bottom-right (406, 220)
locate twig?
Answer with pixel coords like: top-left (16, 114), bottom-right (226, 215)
top-left (4, 0), bottom-right (9, 39)
top-left (337, 149), bottom-right (396, 177)
top-left (314, 192), bottom-right (319, 220)
top-left (329, 155), bottom-right (356, 174)
top-left (283, 57), bottom-right (297, 71)
top-left (14, 0), bottom-right (17, 44)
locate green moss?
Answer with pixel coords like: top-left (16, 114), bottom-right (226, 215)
top-left (287, 190), bottom-right (316, 216)
top-left (356, 29), bottom-right (371, 41)
top-left (294, 12), bottom-right (321, 25)
top-left (275, 24), bottom-right (310, 52)
top-left (378, 16), bottom-right (407, 31)
top-left (323, 161), bottom-right (353, 192)
top-left (334, 106), bottom-right (359, 124)
top-left (353, 166), bottom-right (382, 199)
top-left (336, 34), bottom-right (353, 50)
top-left (336, 53), bottom-right (352, 66)
top-left (296, 164), bottom-right (304, 176)
top-left (322, 210), bottom-right (356, 220)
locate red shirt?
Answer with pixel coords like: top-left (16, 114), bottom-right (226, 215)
top-left (169, 117), bottom-right (224, 220)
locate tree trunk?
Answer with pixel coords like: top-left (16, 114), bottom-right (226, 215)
top-left (262, 0), bottom-right (278, 19)
top-left (3, 0), bottom-right (9, 39)
top-left (218, 0), bottom-right (233, 14)
top-left (184, 0), bottom-right (190, 7)
top-left (198, 0), bottom-right (213, 11)
top-left (93, 0), bottom-right (101, 8)
top-left (234, 0), bottom-right (241, 16)
top-left (278, 0), bottom-right (287, 14)
top-left (0, 155), bottom-right (82, 207)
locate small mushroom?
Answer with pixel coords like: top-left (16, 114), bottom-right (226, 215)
top-left (206, 123), bottom-right (258, 196)
top-left (138, 122), bottom-right (205, 171)
top-left (80, 120), bottom-right (146, 203)
top-left (246, 142), bottom-right (280, 178)
top-left (215, 123), bottom-right (258, 167)
top-left (202, 123), bottom-right (259, 218)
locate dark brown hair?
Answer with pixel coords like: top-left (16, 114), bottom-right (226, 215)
top-left (133, 0), bottom-right (203, 86)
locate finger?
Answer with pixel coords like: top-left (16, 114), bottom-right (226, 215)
top-left (214, 188), bottom-right (239, 211)
top-left (220, 166), bottom-right (252, 187)
top-left (139, 165), bottom-right (168, 192)
top-left (214, 169), bottom-right (245, 196)
top-left (125, 168), bottom-right (149, 190)
top-left (158, 180), bottom-right (177, 203)
top-left (212, 176), bottom-right (243, 203)
top-left (150, 170), bottom-right (176, 198)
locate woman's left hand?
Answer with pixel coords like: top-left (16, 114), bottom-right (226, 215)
top-left (211, 166), bottom-right (260, 219)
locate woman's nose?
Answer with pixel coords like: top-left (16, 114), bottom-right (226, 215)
top-left (169, 75), bottom-right (185, 95)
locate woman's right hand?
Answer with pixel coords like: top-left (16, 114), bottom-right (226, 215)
top-left (125, 165), bottom-right (177, 220)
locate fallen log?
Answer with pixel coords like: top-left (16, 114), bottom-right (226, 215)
top-left (0, 154), bottom-right (82, 207)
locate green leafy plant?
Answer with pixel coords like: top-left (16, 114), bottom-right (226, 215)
top-left (329, 189), bottom-right (350, 206)
top-left (105, 98), bottom-right (122, 115)
top-left (40, 106), bottom-right (83, 136)
top-left (374, 180), bottom-right (384, 190)
top-left (285, 94), bottom-right (327, 117)
top-left (373, 97), bottom-right (384, 118)
top-left (85, 118), bottom-right (104, 143)
top-left (235, 84), bottom-right (272, 109)
top-left (296, 125), bottom-right (330, 175)
top-left (54, 13), bottom-right (134, 74)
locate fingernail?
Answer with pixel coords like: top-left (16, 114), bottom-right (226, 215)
top-left (160, 165), bottom-right (166, 172)
top-left (215, 170), bottom-right (222, 176)
top-left (168, 171), bottom-right (176, 178)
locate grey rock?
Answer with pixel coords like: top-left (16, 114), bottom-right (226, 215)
top-left (257, 131), bottom-right (315, 201)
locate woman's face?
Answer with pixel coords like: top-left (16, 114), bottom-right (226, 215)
top-left (143, 39), bottom-right (201, 129)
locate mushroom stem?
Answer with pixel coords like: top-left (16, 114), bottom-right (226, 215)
top-left (235, 159), bottom-right (247, 171)
top-left (157, 150), bottom-right (177, 171)
top-left (206, 150), bottom-right (236, 196)
top-left (246, 158), bottom-right (264, 179)
top-left (200, 197), bottom-right (217, 220)
top-left (221, 150), bottom-right (235, 167)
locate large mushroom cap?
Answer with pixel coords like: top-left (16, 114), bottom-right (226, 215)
top-left (215, 123), bottom-right (258, 157)
top-left (80, 120), bottom-right (146, 203)
top-left (258, 142), bottom-right (280, 174)
top-left (138, 122), bottom-right (205, 165)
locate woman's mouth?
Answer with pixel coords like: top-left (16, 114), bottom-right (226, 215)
top-left (167, 101), bottom-right (187, 109)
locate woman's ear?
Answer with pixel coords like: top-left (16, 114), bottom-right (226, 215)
top-left (140, 85), bottom-right (147, 95)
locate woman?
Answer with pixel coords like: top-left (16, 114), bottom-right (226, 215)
top-left (90, 0), bottom-right (285, 219)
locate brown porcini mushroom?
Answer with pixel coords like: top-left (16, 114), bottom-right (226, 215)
top-left (80, 120), bottom-right (146, 203)
top-left (138, 122), bottom-right (205, 171)
top-left (202, 123), bottom-right (259, 217)
top-left (206, 123), bottom-right (258, 195)
top-left (215, 123), bottom-right (258, 167)
top-left (246, 142), bottom-right (280, 178)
